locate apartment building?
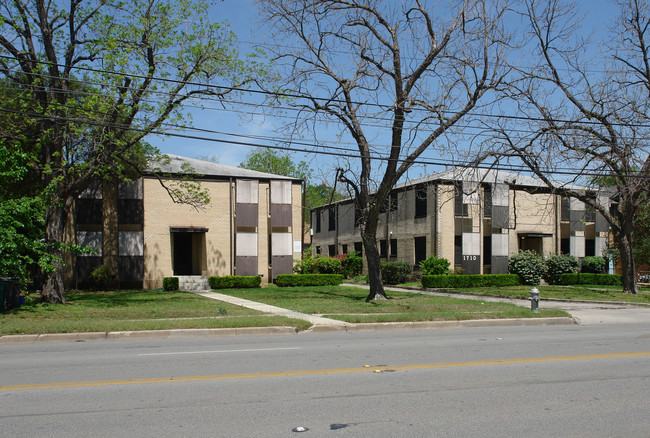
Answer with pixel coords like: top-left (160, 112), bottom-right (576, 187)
top-left (67, 154), bottom-right (304, 289)
top-left (311, 168), bottom-right (609, 274)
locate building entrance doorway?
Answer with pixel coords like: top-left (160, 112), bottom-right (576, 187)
top-left (171, 228), bottom-right (207, 275)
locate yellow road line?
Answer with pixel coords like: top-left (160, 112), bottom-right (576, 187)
top-left (2, 351), bottom-right (649, 392)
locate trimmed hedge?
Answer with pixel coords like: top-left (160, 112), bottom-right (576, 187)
top-left (163, 277), bottom-right (179, 291)
top-left (421, 274), bottom-right (521, 288)
top-left (559, 273), bottom-right (622, 285)
top-left (275, 274), bottom-right (344, 287)
top-left (544, 254), bottom-right (578, 285)
top-left (209, 275), bottom-right (261, 289)
top-left (581, 256), bottom-right (606, 274)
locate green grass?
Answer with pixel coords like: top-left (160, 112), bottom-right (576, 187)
top-left (0, 289), bottom-right (310, 335)
top-left (443, 285), bottom-right (650, 304)
top-left (218, 285), bottom-right (569, 322)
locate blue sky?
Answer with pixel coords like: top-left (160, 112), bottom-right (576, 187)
top-left (152, 0), bottom-right (619, 180)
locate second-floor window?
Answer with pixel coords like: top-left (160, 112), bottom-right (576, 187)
top-left (415, 186), bottom-right (427, 218)
top-left (328, 207), bottom-right (336, 231)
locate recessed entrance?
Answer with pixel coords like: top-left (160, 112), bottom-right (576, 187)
top-left (171, 227), bottom-right (208, 276)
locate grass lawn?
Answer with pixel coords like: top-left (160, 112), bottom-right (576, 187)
top-left (0, 289), bottom-right (310, 335)
top-left (218, 285), bottom-right (569, 323)
top-left (436, 285), bottom-right (650, 304)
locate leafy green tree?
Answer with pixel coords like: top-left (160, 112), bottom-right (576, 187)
top-left (0, 0), bottom-right (259, 302)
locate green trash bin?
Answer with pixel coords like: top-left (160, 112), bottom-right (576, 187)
top-left (0, 277), bottom-right (20, 313)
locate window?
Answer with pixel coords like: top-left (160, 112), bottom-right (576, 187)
top-left (454, 182), bottom-right (468, 217)
top-left (316, 246), bottom-right (321, 255)
top-left (415, 186), bottom-right (427, 218)
top-left (328, 208), bottom-right (336, 231)
top-left (483, 185), bottom-right (492, 218)
top-left (454, 235), bottom-right (463, 266)
top-left (342, 244), bottom-right (348, 254)
top-left (329, 244), bottom-right (336, 257)
top-left (561, 197), bottom-right (570, 221)
top-left (414, 236), bottom-right (427, 265)
top-left (315, 211), bottom-right (321, 233)
top-left (585, 239), bottom-right (595, 257)
top-left (483, 236), bottom-right (492, 264)
top-left (390, 239), bottom-right (397, 258)
top-left (354, 241), bottom-right (363, 257)
top-left (380, 240), bottom-right (387, 258)
top-left (561, 238), bottom-right (570, 254)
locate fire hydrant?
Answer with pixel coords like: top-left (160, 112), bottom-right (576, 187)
top-left (529, 287), bottom-right (540, 313)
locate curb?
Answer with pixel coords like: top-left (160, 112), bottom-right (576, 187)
top-left (0, 317), bottom-right (575, 344)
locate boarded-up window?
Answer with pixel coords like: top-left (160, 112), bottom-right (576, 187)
top-left (77, 231), bottom-right (102, 256)
top-left (237, 180), bottom-right (259, 228)
top-left (119, 231), bottom-right (144, 256)
top-left (236, 231), bottom-right (258, 276)
top-left (271, 181), bottom-right (292, 227)
top-left (271, 232), bottom-right (293, 279)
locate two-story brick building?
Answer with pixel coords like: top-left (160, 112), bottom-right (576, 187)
top-left (311, 168), bottom-right (609, 274)
top-left (67, 154), bottom-right (304, 289)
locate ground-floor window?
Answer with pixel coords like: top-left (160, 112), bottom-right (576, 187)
top-left (414, 236), bottom-right (426, 266)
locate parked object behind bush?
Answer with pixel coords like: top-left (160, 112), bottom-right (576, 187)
top-left (163, 277), bottom-right (179, 291)
top-left (582, 256), bottom-right (606, 274)
top-left (419, 256), bottom-right (451, 275)
top-left (380, 261), bottom-right (412, 285)
top-left (341, 251), bottom-right (363, 278)
top-left (209, 275), bottom-right (261, 289)
top-left (275, 274), bottom-right (344, 287)
top-left (544, 254), bottom-right (578, 285)
top-left (508, 250), bottom-right (546, 285)
top-left (421, 274), bottom-right (520, 288)
top-left (559, 273), bottom-right (622, 285)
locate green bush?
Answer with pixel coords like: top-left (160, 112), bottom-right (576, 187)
top-left (544, 254), bottom-right (578, 285)
top-left (419, 255), bottom-right (451, 275)
top-left (559, 273), bottom-right (622, 285)
top-left (380, 261), bottom-right (412, 285)
top-left (341, 251), bottom-right (363, 278)
top-left (582, 256), bottom-right (606, 274)
top-left (163, 277), bottom-right (179, 291)
top-left (314, 257), bottom-right (342, 274)
top-left (90, 265), bottom-right (110, 290)
top-left (421, 274), bottom-right (521, 288)
top-left (275, 274), bottom-right (344, 287)
top-left (209, 275), bottom-right (261, 289)
top-left (508, 250), bottom-right (546, 285)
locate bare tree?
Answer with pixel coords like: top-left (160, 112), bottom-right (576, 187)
top-left (258, 0), bottom-right (510, 300)
top-left (484, 0), bottom-right (650, 293)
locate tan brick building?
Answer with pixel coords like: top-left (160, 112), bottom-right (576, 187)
top-left (68, 155), bottom-right (304, 289)
top-left (311, 168), bottom-right (609, 274)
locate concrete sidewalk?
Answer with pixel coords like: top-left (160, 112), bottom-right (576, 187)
top-left (191, 290), bottom-right (350, 328)
top-left (360, 284), bottom-right (650, 326)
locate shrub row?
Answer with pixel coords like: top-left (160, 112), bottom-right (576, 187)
top-left (275, 274), bottom-right (344, 287)
top-left (559, 273), bottom-right (622, 285)
top-left (421, 274), bottom-right (521, 288)
top-left (209, 275), bottom-right (261, 289)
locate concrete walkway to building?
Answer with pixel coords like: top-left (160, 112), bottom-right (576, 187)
top-left (191, 291), bottom-right (350, 327)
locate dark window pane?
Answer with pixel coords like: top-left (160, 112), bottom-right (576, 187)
top-left (76, 199), bottom-right (103, 225)
top-left (415, 186), bottom-right (427, 218)
top-left (328, 208), bottom-right (336, 231)
top-left (118, 199), bottom-right (143, 225)
top-left (380, 240), bottom-right (387, 258)
top-left (414, 236), bottom-right (426, 265)
top-left (354, 241), bottom-right (363, 257)
top-left (483, 185), bottom-right (492, 218)
top-left (454, 235), bottom-right (463, 266)
top-left (390, 239), bottom-right (397, 258)
top-left (315, 210), bottom-right (321, 233)
top-left (328, 244), bottom-right (336, 256)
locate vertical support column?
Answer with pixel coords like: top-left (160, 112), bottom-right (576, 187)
top-left (103, 179), bottom-right (119, 288)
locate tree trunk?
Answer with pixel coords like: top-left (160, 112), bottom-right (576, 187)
top-left (361, 230), bottom-right (387, 301)
top-left (41, 204), bottom-right (68, 303)
top-left (616, 230), bottom-right (639, 294)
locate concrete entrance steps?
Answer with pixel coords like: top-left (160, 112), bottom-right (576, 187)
top-left (177, 275), bottom-right (210, 291)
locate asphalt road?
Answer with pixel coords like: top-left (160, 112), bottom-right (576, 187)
top-left (1, 324), bottom-right (649, 437)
